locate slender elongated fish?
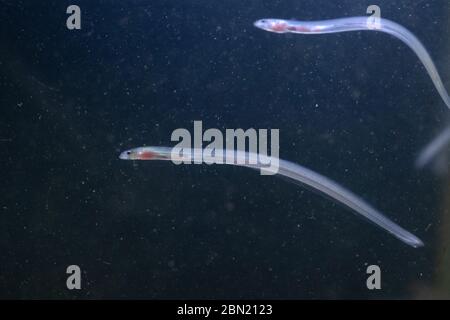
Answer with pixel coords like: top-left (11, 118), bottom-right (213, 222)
top-left (254, 17), bottom-right (450, 109)
top-left (119, 146), bottom-right (424, 248)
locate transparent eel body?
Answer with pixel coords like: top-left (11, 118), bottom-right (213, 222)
top-left (119, 146), bottom-right (424, 248)
top-left (416, 126), bottom-right (450, 169)
top-left (254, 17), bottom-right (450, 109)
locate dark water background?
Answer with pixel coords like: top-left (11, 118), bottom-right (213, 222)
top-left (0, 0), bottom-right (449, 298)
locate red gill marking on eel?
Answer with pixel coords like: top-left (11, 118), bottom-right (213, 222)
top-left (287, 25), bottom-right (311, 32)
top-left (272, 22), bottom-right (288, 32)
top-left (139, 150), bottom-right (158, 160)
